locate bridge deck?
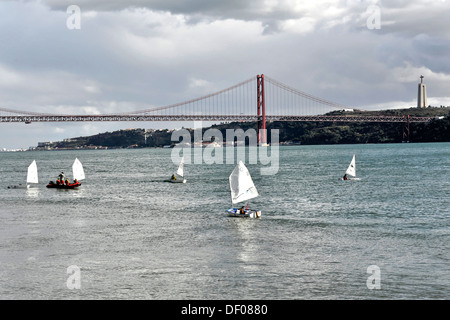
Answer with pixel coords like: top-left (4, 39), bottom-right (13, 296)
top-left (0, 114), bottom-right (433, 123)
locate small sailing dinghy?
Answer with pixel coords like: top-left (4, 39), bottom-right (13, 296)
top-left (27, 160), bottom-right (39, 188)
top-left (167, 156), bottom-right (187, 183)
top-left (342, 154), bottom-right (360, 181)
top-left (46, 158), bottom-right (84, 189)
top-left (226, 161), bottom-right (261, 218)
top-left (72, 158), bottom-right (85, 182)
top-left (8, 160), bottom-right (39, 189)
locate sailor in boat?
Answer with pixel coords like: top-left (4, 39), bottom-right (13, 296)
top-left (343, 174), bottom-right (348, 180)
top-left (239, 206), bottom-right (245, 215)
top-left (171, 174), bottom-right (176, 181)
top-left (58, 172), bottom-right (65, 184)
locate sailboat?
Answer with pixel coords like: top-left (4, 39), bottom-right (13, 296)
top-left (46, 158), bottom-right (84, 189)
top-left (7, 160), bottom-right (39, 189)
top-left (27, 160), bottom-right (39, 188)
top-left (167, 156), bottom-right (187, 183)
top-left (342, 154), bottom-right (360, 181)
top-left (226, 161), bottom-right (261, 218)
top-left (72, 158), bottom-right (85, 182)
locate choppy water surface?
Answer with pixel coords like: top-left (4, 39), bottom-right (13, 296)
top-left (0, 143), bottom-right (449, 299)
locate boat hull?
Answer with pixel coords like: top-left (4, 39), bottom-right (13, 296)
top-left (7, 184), bottom-right (27, 189)
top-left (46, 182), bottom-right (81, 189)
top-left (166, 179), bottom-right (186, 183)
top-left (226, 208), bottom-right (261, 218)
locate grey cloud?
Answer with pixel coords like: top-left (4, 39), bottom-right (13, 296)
top-left (42, 0), bottom-right (261, 17)
top-left (39, 0), bottom-right (450, 39)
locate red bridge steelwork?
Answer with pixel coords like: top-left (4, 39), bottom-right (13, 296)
top-left (0, 74), bottom-right (435, 145)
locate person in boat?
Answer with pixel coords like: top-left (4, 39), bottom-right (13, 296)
top-left (171, 174), bottom-right (176, 181)
top-left (74, 179), bottom-right (78, 184)
top-left (343, 174), bottom-right (348, 180)
top-left (56, 179), bottom-right (61, 185)
top-left (239, 206), bottom-right (245, 215)
top-left (65, 178), bottom-right (70, 185)
top-left (58, 172), bottom-right (65, 184)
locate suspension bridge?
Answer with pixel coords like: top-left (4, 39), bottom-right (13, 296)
top-left (0, 74), bottom-right (432, 144)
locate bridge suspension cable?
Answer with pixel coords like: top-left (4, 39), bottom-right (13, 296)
top-left (122, 76), bottom-right (257, 117)
top-left (108, 75), bottom-right (350, 117)
top-left (0, 107), bottom-right (57, 116)
top-left (0, 74), bottom-right (433, 124)
top-left (264, 76), bottom-right (349, 116)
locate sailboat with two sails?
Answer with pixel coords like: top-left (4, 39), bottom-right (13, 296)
top-left (226, 161), bottom-right (261, 218)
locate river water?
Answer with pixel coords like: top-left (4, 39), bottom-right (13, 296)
top-left (0, 143), bottom-right (449, 300)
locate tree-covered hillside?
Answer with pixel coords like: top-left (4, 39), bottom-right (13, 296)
top-left (35, 107), bottom-right (450, 149)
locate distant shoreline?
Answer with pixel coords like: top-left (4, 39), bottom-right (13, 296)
top-left (3, 140), bottom-right (450, 153)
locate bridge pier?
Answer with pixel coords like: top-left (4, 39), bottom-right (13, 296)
top-left (402, 115), bottom-right (410, 142)
top-left (257, 74), bottom-right (267, 145)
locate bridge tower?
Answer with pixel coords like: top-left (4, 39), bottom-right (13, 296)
top-left (256, 74), bottom-right (267, 145)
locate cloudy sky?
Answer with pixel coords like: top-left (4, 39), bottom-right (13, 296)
top-left (0, 0), bottom-right (449, 149)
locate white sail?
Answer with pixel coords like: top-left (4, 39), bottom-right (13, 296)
top-left (72, 158), bottom-right (85, 181)
top-left (27, 160), bottom-right (38, 184)
top-left (345, 154), bottom-right (356, 177)
top-left (176, 156), bottom-right (184, 177)
top-left (229, 161), bottom-right (259, 204)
